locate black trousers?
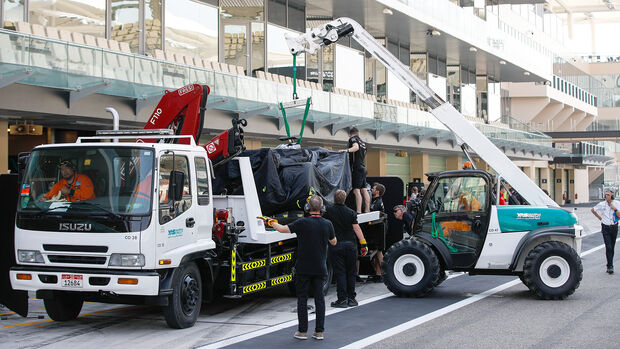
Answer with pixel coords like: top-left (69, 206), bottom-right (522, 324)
top-left (602, 224), bottom-right (618, 268)
top-left (296, 274), bottom-right (326, 333)
top-left (330, 240), bottom-right (357, 301)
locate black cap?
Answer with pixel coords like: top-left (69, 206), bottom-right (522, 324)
top-left (58, 160), bottom-right (75, 169)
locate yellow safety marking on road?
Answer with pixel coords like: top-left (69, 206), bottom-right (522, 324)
top-left (231, 249), bottom-right (236, 282)
top-left (0, 305), bottom-right (141, 330)
top-left (270, 253), bottom-right (292, 265)
top-left (242, 281), bottom-right (267, 294)
top-left (270, 274), bottom-right (292, 287)
top-left (242, 259), bottom-right (266, 271)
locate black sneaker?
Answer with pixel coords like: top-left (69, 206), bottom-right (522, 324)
top-left (355, 276), bottom-right (364, 283)
top-left (371, 275), bottom-right (383, 283)
top-left (330, 299), bottom-right (348, 308)
top-left (607, 267), bottom-right (614, 274)
top-left (347, 298), bottom-right (358, 307)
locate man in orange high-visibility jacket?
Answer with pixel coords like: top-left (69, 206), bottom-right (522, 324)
top-left (42, 160), bottom-right (95, 202)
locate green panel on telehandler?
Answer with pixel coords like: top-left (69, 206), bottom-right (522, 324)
top-left (496, 206), bottom-right (577, 233)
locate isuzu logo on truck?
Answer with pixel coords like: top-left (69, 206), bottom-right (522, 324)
top-left (59, 223), bottom-right (92, 231)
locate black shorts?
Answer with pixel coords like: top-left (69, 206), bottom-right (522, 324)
top-left (352, 166), bottom-right (367, 189)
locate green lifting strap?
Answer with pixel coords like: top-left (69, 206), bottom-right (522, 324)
top-left (278, 52), bottom-right (312, 144)
top-left (297, 97), bottom-right (311, 144)
top-left (279, 102), bottom-right (291, 138)
top-left (431, 212), bottom-right (458, 253)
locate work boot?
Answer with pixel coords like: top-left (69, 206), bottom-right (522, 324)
top-left (312, 332), bottom-right (324, 340)
top-left (330, 299), bottom-right (348, 308)
top-left (347, 298), bottom-right (358, 307)
top-left (607, 266), bottom-right (614, 274)
top-left (294, 331), bottom-right (307, 340)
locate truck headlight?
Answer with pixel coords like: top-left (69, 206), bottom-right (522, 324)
top-left (109, 254), bottom-right (145, 267)
top-left (18, 250), bottom-right (44, 263)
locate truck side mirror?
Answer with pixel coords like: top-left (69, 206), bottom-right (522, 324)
top-left (17, 152), bottom-right (30, 182)
top-left (169, 170), bottom-right (184, 202)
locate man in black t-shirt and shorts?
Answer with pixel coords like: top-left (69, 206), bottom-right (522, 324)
top-left (324, 190), bottom-right (368, 308)
top-left (340, 127), bottom-right (370, 214)
top-left (271, 196), bottom-right (337, 340)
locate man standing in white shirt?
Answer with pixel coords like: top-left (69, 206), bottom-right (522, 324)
top-left (591, 190), bottom-right (620, 274)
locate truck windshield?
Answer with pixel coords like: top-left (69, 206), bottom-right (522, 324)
top-left (18, 147), bottom-right (154, 216)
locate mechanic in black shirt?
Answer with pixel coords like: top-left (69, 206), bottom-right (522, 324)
top-left (393, 204), bottom-right (414, 237)
top-left (370, 182), bottom-right (385, 212)
top-left (369, 183), bottom-right (385, 282)
top-left (339, 127), bottom-right (370, 214)
top-left (323, 190), bottom-right (368, 308)
top-left (271, 195), bottom-right (337, 340)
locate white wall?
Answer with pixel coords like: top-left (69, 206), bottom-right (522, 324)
top-left (574, 168), bottom-right (589, 204)
top-left (335, 45), bottom-right (364, 93)
top-left (427, 73), bottom-right (447, 101)
top-left (461, 83), bottom-right (476, 118)
top-left (387, 70), bottom-right (410, 102)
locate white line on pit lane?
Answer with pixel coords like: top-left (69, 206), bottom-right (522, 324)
top-left (198, 273), bottom-right (464, 349)
top-left (340, 238), bottom-right (618, 349)
top-left (199, 239), bottom-right (613, 349)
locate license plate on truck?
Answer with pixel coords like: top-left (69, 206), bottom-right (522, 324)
top-left (61, 274), bottom-right (83, 288)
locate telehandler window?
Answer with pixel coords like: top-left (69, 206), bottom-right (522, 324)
top-left (432, 176), bottom-right (487, 213)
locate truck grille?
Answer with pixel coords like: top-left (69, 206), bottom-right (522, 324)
top-left (43, 244), bottom-right (108, 253)
top-left (47, 255), bottom-right (107, 265)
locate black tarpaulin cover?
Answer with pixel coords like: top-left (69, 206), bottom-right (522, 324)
top-left (213, 147), bottom-right (351, 216)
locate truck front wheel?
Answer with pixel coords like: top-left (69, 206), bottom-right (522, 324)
top-left (44, 291), bottom-right (83, 321)
top-left (164, 262), bottom-right (202, 328)
top-left (381, 239), bottom-right (440, 297)
top-left (522, 241), bottom-right (582, 300)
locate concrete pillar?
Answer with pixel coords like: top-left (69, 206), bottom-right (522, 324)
top-left (473, 157), bottom-right (488, 172)
top-left (245, 139), bottom-right (262, 150)
top-left (541, 167), bottom-right (551, 193)
top-left (590, 17), bottom-right (596, 54)
top-left (445, 156), bottom-right (462, 171)
top-left (0, 120), bottom-right (8, 174)
top-left (567, 12), bottom-right (574, 40)
top-left (366, 149), bottom-right (386, 177)
top-left (523, 166), bottom-right (535, 181)
top-left (554, 169), bottom-right (566, 205)
top-left (411, 153), bottom-right (429, 186)
top-left (568, 169), bottom-right (575, 203)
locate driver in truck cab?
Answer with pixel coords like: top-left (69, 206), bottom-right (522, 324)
top-left (41, 160), bottom-right (95, 202)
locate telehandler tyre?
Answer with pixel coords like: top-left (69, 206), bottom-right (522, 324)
top-left (522, 241), bottom-right (582, 300)
top-left (382, 239), bottom-right (440, 297)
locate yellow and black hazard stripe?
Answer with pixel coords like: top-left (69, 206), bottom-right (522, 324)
top-left (242, 280), bottom-right (267, 294)
top-left (270, 274), bottom-right (293, 287)
top-left (231, 249), bottom-right (236, 282)
top-left (270, 252), bottom-right (292, 265)
top-left (242, 259), bottom-right (266, 271)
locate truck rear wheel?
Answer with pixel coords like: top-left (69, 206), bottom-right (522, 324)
top-left (164, 262), bottom-right (202, 328)
top-left (289, 259), bottom-right (333, 297)
top-left (44, 291), bottom-right (83, 321)
top-left (381, 239), bottom-right (440, 297)
top-left (522, 241), bottom-right (582, 300)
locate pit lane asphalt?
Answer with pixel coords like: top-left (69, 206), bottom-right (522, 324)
top-left (0, 206), bottom-right (613, 349)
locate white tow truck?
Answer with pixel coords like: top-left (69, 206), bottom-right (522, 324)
top-left (10, 86), bottom-right (382, 328)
